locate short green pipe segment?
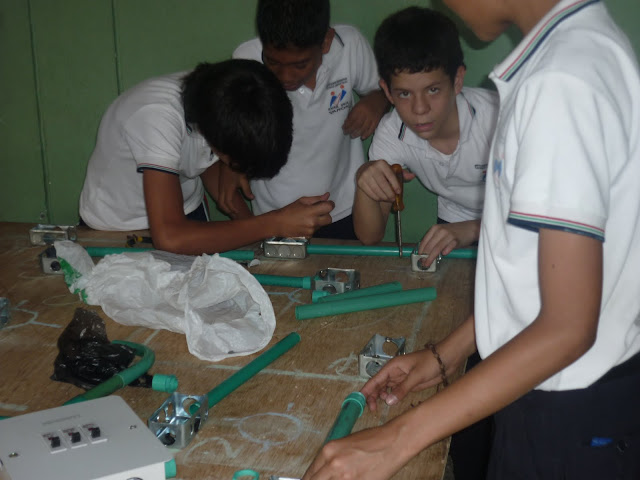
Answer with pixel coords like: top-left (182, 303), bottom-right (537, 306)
top-left (315, 281), bottom-right (403, 303)
top-left (252, 274), bottom-right (313, 289)
top-left (324, 392), bottom-right (366, 443)
top-left (296, 287), bottom-right (437, 320)
top-left (84, 246), bottom-right (255, 261)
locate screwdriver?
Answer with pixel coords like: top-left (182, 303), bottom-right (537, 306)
top-left (391, 164), bottom-right (405, 258)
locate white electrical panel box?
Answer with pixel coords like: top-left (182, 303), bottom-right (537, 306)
top-left (0, 396), bottom-right (173, 480)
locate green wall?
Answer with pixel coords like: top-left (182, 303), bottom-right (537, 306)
top-left (1, 0), bottom-right (638, 243)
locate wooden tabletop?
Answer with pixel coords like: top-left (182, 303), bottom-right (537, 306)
top-left (0, 222), bottom-right (475, 480)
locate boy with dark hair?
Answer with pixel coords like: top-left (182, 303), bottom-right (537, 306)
top-left (230, 0), bottom-right (389, 239)
top-left (80, 60), bottom-right (334, 254)
top-left (303, 1), bottom-right (640, 479)
top-left (353, 6), bottom-right (499, 266)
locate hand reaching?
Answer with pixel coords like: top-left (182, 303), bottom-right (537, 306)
top-left (418, 220), bottom-right (480, 267)
top-left (271, 193), bottom-right (335, 238)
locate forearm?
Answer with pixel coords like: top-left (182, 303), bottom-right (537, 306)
top-left (388, 312), bottom-right (597, 461)
top-left (150, 212), bottom-right (279, 254)
top-left (359, 89), bottom-right (390, 116)
top-left (353, 188), bottom-right (390, 244)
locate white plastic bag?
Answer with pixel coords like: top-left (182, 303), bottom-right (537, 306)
top-left (54, 241), bottom-right (275, 362)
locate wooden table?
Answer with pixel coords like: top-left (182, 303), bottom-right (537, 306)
top-left (0, 222), bottom-right (475, 479)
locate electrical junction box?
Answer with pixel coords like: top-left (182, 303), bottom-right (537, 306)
top-left (0, 396), bottom-right (174, 480)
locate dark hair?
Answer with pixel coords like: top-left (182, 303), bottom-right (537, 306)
top-left (257, 0), bottom-right (330, 49)
top-left (374, 7), bottom-right (464, 86)
top-left (182, 60), bottom-right (293, 179)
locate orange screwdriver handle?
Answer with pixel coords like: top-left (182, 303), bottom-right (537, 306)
top-left (391, 164), bottom-right (405, 212)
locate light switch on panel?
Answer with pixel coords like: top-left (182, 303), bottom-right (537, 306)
top-left (0, 396), bottom-right (174, 480)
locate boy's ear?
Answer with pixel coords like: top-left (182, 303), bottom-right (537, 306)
top-left (453, 65), bottom-right (466, 95)
top-left (321, 28), bottom-right (335, 54)
top-left (379, 79), bottom-right (394, 105)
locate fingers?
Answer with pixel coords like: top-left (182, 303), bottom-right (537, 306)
top-left (298, 192), bottom-right (331, 205)
top-left (357, 161), bottom-right (402, 202)
top-left (238, 176), bottom-right (254, 200)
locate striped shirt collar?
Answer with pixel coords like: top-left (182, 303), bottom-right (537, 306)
top-left (495, 0), bottom-right (600, 82)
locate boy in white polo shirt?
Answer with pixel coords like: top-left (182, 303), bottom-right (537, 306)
top-left (80, 60), bottom-right (334, 254)
top-left (353, 7), bottom-right (498, 267)
top-left (229, 0), bottom-right (389, 239)
top-left (302, 1), bottom-right (640, 479)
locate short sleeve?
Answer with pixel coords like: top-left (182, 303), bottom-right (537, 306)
top-left (507, 73), bottom-right (614, 241)
top-left (123, 104), bottom-right (185, 175)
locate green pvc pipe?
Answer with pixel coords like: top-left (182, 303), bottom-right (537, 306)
top-left (84, 246), bottom-right (255, 261)
top-left (205, 332), bottom-right (301, 410)
top-left (307, 244), bottom-right (413, 257)
top-left (253, 274), bottom-right (312, 289)
top-left (296, 287), bottom-right (437, 320)
top-left (324, 392), bottom-right (366, 443)
top-left (316, 282), bottom-right (403, 304)
top-left (64, 341), bottom-right (155, 405)
top-left (445, 247), bottom-right (477, 259)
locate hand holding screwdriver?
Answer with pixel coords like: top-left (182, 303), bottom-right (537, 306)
top-left (391, 164), bottom-right (405, 257)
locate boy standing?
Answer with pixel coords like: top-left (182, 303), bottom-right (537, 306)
top-left (80, 60), bottom-right (334, 254)
top-left (353, 7), bottom-right (498, 265)
top-left (303, 1), bottom-right (640, 479)
top-left (230, 0), bottom-right (389, 239)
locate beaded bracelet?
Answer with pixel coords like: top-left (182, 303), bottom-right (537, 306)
top-left (426, 343), bottom-right (449, 387)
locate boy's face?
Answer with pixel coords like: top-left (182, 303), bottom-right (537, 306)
top-left (262, 29), bottom-right (334, 91)
top-left (442, 0), bottom-right (510, 41)
top-left (380, 66), bottom-right (464, 143)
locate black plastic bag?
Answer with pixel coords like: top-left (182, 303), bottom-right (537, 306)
top-left (51, 308), bottom-right (149, 390)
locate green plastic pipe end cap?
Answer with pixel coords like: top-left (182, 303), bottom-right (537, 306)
top-left (343, 391), bottom-right (366, 418)
top-left (152, 374), bottom-right (179, 393)
top-left (164, 458), bottom-right (177, 478)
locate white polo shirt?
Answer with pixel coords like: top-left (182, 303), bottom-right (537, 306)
top-left (369, 87), bottom-right (498, 222)
top-left (233, 25), bottom-right (381, 222)
top-left (475, 0), bottom-right (640, 390)
top-left (79, 73), bottom-right (216, 231)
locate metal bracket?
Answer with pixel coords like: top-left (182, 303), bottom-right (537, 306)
top-left (358, 334), bottom-right (406, 378)
top-left (148, 393), bottom-right (208, 449)
top-left (411, 247), bottom-right (440, 273)
top-left (29, 224), bottom-right (77, 246)
top-left (262, 237), bottom-right (308, 259)
top-left (313, 268), bottom-right (360, 294)
top-left (40, 245), bottom-right (64, 275)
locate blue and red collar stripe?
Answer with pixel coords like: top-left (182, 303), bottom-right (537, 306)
top-left (499, 0), bottom-right (600, 82)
